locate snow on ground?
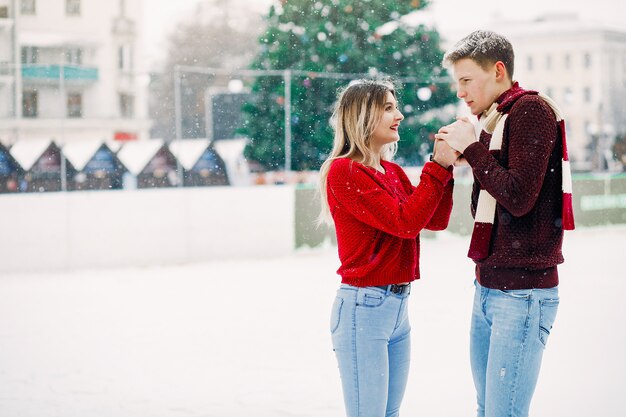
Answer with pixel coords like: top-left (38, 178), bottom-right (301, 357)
top-left (0, 226), bottom-right (624, 417)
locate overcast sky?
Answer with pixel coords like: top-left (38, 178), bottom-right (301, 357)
top-left (142, 0), bottom-right (626, 67)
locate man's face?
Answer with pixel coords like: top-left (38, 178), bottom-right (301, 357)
top-left (452, 58), bottom-right (503, 116)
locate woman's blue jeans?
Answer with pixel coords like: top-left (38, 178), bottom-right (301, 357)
top-left (330, 284), bottom-right (411, 417)
top-left (470, 280), bottom-right (560, 417)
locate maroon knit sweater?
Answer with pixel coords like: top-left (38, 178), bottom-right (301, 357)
top-left (327, 158), bottom-right (453, 287)
top-left (463, 85), bottom-right (565, 290)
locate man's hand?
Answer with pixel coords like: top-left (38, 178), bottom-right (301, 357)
top-left (435, 117), bottom-right (477, 154)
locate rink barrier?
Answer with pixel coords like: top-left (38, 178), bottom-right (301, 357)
top-left (294, 173), bottom-right (626, 244)
top-left (0, 186), bottom-right (294, 273)
top-left (0, 174), bottom-right (624, 273)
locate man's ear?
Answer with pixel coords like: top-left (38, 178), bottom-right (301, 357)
top-left (494, 61), bottom-right (507, 81)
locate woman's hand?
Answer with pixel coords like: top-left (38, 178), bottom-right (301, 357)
top-left (454, 156), bottom-right (469, 167)
top-left (434, 117), bottom-right (477, 154)
top-left (432, 139), bottom-right (461, 168)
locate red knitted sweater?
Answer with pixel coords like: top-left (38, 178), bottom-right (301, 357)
top-left (327, 158), bottom-right (454, 287)
top-left (463, 86), bottom-right (565, 290)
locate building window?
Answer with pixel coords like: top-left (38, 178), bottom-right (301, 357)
top-left (22, 91), bottom-right (38, 118)
top-left (584, 87), bottom-right (592, 103)
top-left (66, 0), bottom-right (80, 16)
top-left (545, 55), bottom-right (552, 70)
top-left (584, 121), bottom-right (592, 143)
top-left (527, 56), bottom-right (533, 71)
top-left (20, 0), bottom-right (35, 15)
top-left (21, 46), bottom-right (39, 64)
top-left (584, 52), bottom-right (592, 69)
top-left (119, 93), bottom-right (134, 118)
top-left (65, 48), bottom-right (82, 65)
top-left (546, 87), bottom-right (553, 98)
top-left (118, 44), bottom-right (133, 71)
top-left (67, 93), bottom-right (82, 118)
top-left (564, 54), bottom-right (571, 69)
top-left (564, 87), bottom-right (573, 104)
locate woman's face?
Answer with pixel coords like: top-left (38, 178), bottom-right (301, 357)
top-left (370, 91), bottom-right (404, 152)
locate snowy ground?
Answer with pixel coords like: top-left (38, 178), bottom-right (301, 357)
top-left (0, 226), bottom-right (624, 417)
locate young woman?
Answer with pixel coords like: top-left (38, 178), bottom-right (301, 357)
top-left (318, 79), bottom-right (458, 417)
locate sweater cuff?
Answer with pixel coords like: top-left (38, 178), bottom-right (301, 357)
top-left (462, 141), bottom-right (489, 166)
top-left (422, 161), bottom-right (453, 186)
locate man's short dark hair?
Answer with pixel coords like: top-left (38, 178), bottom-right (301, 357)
top-left (443, 30), bottom-right (515, 80)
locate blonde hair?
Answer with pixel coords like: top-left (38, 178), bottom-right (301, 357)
top-left (317, 79), bottom-right (398, 225)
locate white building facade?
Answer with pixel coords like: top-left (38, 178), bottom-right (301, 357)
top-left (488, 14), bottom-right (626, 171)
top-left (0, 0), bottom-right (150, 144)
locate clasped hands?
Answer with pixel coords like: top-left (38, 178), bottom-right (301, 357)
top-left (431, 117), bottom-right (478, 168)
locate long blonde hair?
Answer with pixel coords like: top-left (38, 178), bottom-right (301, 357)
top-left (317, 79), bottom-right (398, 225)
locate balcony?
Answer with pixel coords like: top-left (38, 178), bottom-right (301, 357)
top-left (22, 64), bottom-right (98, 84)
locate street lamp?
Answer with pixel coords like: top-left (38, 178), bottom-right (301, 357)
top-left (228, 79), bottom-right (244, 93)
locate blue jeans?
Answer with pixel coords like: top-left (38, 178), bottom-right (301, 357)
top-left (470, 280), bottom-right (559, 417)
top-left (330, 284), bottom-right (411, 417)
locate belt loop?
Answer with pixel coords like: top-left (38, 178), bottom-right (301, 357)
top-left (372, 283), bottom-right (411, 295)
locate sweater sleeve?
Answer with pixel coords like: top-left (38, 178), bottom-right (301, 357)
top-left (425, 177), bottom-right (454, 231)
top-left (394, 165), bottom-right (453, 231)
top-left (328, 160), bottom-right (452, 239)
top-left (462, 96), bottom-right (557, 217)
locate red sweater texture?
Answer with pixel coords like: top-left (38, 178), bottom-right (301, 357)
top-left (464, 86), bottom-right (565, 290)
top-left (327, 158), bottom-right (454, 287)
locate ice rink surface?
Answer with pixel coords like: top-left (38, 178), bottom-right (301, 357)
top-left (1, 226), bottom-right (624, 417)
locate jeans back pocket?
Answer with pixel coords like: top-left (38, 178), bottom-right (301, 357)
top-left (330, 296), bottom-right (344, 334)
top-left (539, 298), bottom-right (559, 347)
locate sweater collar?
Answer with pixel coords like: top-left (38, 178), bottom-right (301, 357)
top-left (479, 82), bottom-right (537, 134)
top-left (495, 82), bottom-right (538, 114)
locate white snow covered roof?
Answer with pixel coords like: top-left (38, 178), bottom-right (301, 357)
top-left (213, 138), bottom-right (248, 164)
top-left (487, 13), bottom-right (625, 39)
top-left (116, 140), bottom-right (165, 175)
top-left (104, 139), bottom-right (123, 153)
top-left (60, 139), bottom-right (104, 171)
top-left (9, 138), bottom-right (53, 171)
top-left (168, 139), bottom-right (211, 170)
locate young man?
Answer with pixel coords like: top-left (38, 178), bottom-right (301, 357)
top-left (435, 30), bottom-right (575, 417)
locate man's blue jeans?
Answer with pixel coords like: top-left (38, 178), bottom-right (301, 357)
top-left (330, 284), bottom-right (411, 417)
top-left (470, 280), bottom-right (559, 417)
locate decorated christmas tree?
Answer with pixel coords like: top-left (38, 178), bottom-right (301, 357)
top-left (242, 0), bottom-right (457, 171)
